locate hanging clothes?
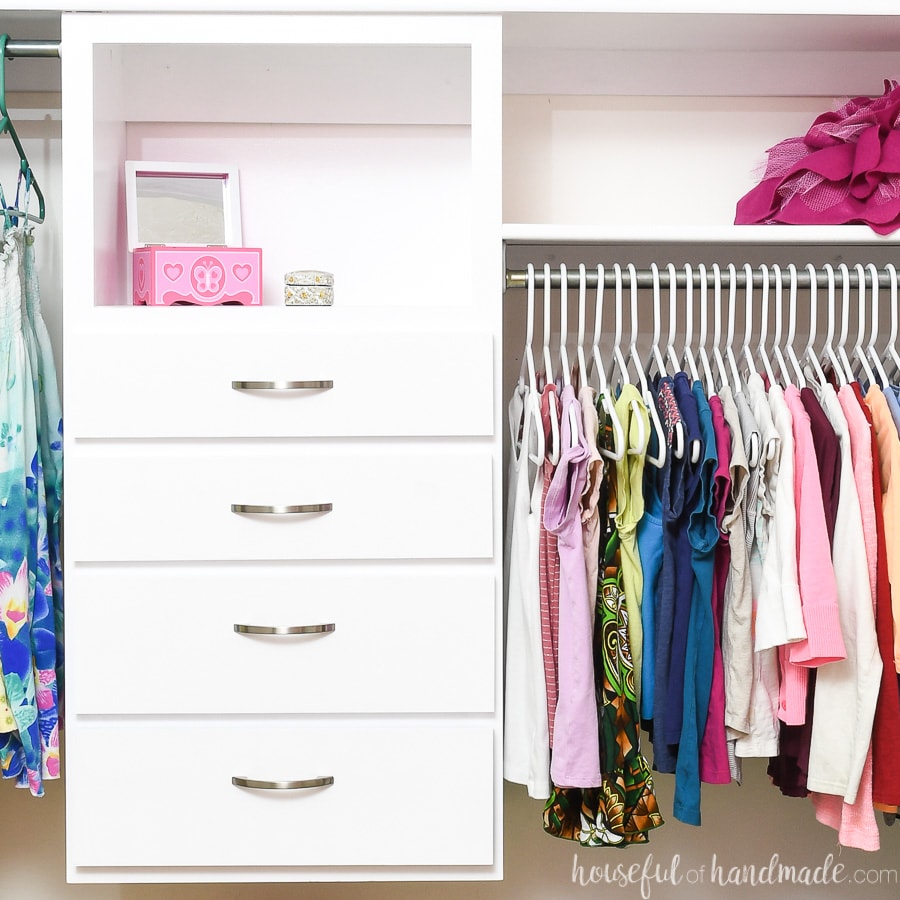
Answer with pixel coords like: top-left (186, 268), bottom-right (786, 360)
top-left (505, 259), bottom-right (900, 851)
top-left (0, 226), bottom-right (61, 796)
top-left (504, 387), bottom-right (551, 800)
top-left (543, 410), bottom-right (663, 845)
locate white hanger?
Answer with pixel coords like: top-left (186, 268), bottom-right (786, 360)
top-left (607, 263), bottom-right (631, 392)
top-left (756, 265), bottom-right (777, 387)
top-left (541, 262), bottom-right (560, 465)
top-left (866, 263), bottom-right (891, 388)
top-left (610, 263), bottom-right (648, 458)
top-left (509, 266), bottom-right (530, 466)
top-left (822, 263), bottom-right (846, 387)
top-left (740, 263), bottom-right (756, 378)
top-left (852, 262), bottom-right (878, 389)
top-left (576, 262), bottom-right (590, 391)
top-left (590, 263), bottom-right (626, 461)
top-left (884, 263), bottom-right (900, 380)
top-left (784, 264), bottom-right (806, 388)
top-left (724, 263), bottom-right (743, 391)
top-left (521, 263), bottom-right (545, 466)
top-left (770, 264), bottom-right (793, 387)
top-left (542, 262), bottom-right (555, 388)
top-left (802, 262), bottom-right (828, 387)
top-left (626, 262), bottom-right (665, 468)
top-left (696, 263), bottom-right (716, 392)
top-left (557, 262), bottom-right (580, 444)
top-left (558, 262), bottom-right (572, 388)
top-left (665, 262), bottom-right (681, 377)
top-left (681, 263), bottom-right (701, 383)
top-left (711, 263), bottom-right (730, 394)
top-left (740, 262), bottom-right (756, 381)
top-left (626, 262), bottom-right (645, 389)
top-left (645, 262), bottom-right (668, 379)
top-left (726, 262), bottom-right (759, 467)
top-left (679, 263), bottom-right (702, 463)
top-left (836, 262), bottom-right (857, 385)
top-left (520, 262), bottom-right (538, 394)
top-left (662, 262), bottom-right (685, 459)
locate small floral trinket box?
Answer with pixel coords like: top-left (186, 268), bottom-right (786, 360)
top-left (284, 270), bottom-right (334, 306)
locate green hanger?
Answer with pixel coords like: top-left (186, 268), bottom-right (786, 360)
top-left (0, 33), bottom-right (45, 224)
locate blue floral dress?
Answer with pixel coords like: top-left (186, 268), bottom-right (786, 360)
top-left (0, 226), bottom-right (61, 795)
top-left (23, 227), bottom-right (63, 709)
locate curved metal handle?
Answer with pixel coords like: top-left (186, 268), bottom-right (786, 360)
top-left (232, 380), bottom-right (333, 391)
top-left (231, 503), bottom-right (333, 515)
top-left (232, 775), bottom-right (334, 791)
top-left (234, 623), bottom-right (336, 636)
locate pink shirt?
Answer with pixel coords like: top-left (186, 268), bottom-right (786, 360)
top-left (544, 384), bottom-right (601, 788)
top-left (784, 385), bottom-right (845, 667)
top-left (778, 386), bottom-right (844, 725)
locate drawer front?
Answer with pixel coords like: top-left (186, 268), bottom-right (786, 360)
top-left (67, 567), bottom-right (496, 715)
top-left (67, 721), bottom-right (495, 868)
top-left (67, 329), bottom-right (494, 438)
top-left (66, 446), bottom-right (494, 561)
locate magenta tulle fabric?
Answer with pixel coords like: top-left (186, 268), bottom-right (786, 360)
top-left (735, 80), bottom-right (900, 234)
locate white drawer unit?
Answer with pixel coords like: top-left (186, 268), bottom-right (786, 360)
top-left (66, 721), bottom-right (495, 868)
top-left (65, 567), bottom-right (496, 715)
top-left (66, 325), bottom-right (495, 438)
top-left (60, 10), bottom-right (502, 884)
top-left (65, 445), bottom-right (494, 562)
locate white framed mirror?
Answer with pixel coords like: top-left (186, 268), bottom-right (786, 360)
top-left (125, 161), bottom-right (243, 249)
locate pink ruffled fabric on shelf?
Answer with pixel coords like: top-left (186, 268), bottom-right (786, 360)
top-left (735, 80), bottom-right (900, 234)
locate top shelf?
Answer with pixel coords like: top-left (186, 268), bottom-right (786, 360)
top-left (8, 1), bottom-right (900, 18)
top-left (11, 8), bottom-right (900, 98)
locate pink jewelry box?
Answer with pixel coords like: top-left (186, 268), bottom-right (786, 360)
top-left (133, 246), bottom-right (262, 306)
top-left (126, 161), bottom-right (261, 306)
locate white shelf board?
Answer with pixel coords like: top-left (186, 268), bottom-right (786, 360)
top-left (502, 223), bottom-right (900, 245)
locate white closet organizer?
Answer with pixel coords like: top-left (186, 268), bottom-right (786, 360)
top-left (55, 1), bottom-right (900, 887)
top-left (60, 12), bottom-right (502, 884)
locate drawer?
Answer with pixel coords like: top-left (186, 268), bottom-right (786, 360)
top-left (66, 567), bottom-right (496, 715)
top-left (66, 445), bottom-right (494, 562)
top-left (66, 328), bottom-right (494, 438)
top-left (67, 721), bottom-right (495, 868)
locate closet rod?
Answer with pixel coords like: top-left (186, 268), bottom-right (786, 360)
top-left (505, 265), bottom-right (899, 291)
top-left (4, 40), bottom-right (61, 60)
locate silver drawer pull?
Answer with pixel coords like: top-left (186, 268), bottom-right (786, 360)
top-left (234, 623), bottom-right (336, 636)
top-left (232, 380), bottom-right (333, 391)
top-left (231, 503), bottom-right (333, 515)
top-left (232, 775), bottom-right (334, 791)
